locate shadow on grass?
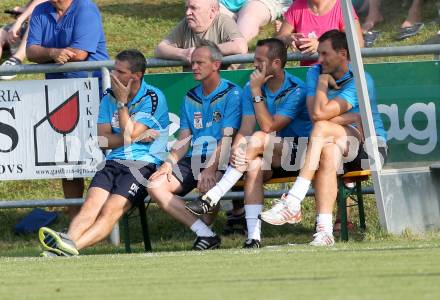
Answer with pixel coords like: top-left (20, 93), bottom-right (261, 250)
top-left (99, 1), bottom-right (184, 21)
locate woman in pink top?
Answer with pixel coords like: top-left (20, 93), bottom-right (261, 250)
top-left (277, 0), bottom-right (364, 66)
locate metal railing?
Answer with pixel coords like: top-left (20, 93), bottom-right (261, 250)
top-left (1, 44), bottom-right (440, 76)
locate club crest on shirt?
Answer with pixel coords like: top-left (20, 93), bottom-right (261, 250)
top-left (212, 111), bottom-right (222, 122)
top-left (111, 112), bottom-right (120, 129)
top-left (194, 112), bottom-right (203, 129)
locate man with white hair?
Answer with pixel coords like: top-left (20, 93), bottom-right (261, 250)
top-left (155, 0), bottom-right (247, 64)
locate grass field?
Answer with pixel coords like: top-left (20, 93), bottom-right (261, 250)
top-left (1, 239), bottom-right (440, 300)
top-left (1, 1), bottom-right (440, 298)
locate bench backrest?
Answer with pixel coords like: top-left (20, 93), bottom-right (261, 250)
top-left (145, 61), bottom-right (440, 166)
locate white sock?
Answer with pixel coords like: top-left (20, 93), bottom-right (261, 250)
top-left (316, 213), bottom-right (333, 234)
top-left (190, 219), bottom-right (215, 237)
top-left (285, 177), bottom-right (311, 210)
top-left (245, 204), bottom-right (263, 241)
top-left (206, 166), bottom-right (243, 205)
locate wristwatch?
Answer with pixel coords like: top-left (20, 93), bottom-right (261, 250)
top-left (117, 101), bottom-right (127, 109)
top-left (253, 95), bottom-right (264, 103)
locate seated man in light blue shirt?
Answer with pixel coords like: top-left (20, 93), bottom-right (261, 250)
top-left (148, 40), bottom-right (242, 251)
top-left (186, 38), bottom-right (311, 248)
top-left (261, 30), bottom-right (387, 246)
top-left (38, 49), bottom-right (169, 256)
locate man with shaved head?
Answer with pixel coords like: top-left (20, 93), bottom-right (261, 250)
top-left (155, 0), bottom-right (247, 64)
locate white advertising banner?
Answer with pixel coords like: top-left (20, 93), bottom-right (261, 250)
top-left (0, 78), bottom-right (103, 180)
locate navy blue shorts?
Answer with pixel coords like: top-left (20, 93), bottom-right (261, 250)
top-left (89, 160), bottom-right (157, 205)
top-left (172, 157), bottom-right (225, 197)
top-left (272, 137), bottom-right (301, 178)
top-left (344, 144), bottom-right (388, 173)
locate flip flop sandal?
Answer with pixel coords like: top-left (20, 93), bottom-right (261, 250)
top-left (395, 22), bottom-right (424, 41)
top-left (364, 31), bottom-right (380, 47)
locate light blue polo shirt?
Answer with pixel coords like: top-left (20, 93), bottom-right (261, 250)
top-left (179, 79), bottom-right (242, 157)
top-left (98, 81), bottom-right (169, 164)
top-left (306, 64), bottom-right (387, 142)
top-left (27, 0), bottom-right (109, 80)
top-left (242, 70), bottom-right (311, 138)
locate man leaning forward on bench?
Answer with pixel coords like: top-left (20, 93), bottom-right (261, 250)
top-left (147, 40), bottom-right (242, 251)
top-left (38, 50), bottom-right (170, 256)
top-left (185, 38), bottom-right (311, 248)
top-left (261, 30), bottom-right (388, 246)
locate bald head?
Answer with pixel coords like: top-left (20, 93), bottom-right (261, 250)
top-left (185, 0), bottom-right (219, 33)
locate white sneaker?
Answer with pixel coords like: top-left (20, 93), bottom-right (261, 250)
top-left (309, 231), bottom-right (335, 247)
top-left (0, 56), bottom-right (21, 80)
top-left (259, 194), bottom-right (301, 226)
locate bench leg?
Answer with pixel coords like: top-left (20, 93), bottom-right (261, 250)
top-left (356, 181), bottom-right (366, 230)
top-left (138, 202), bottom-right (152, 252)
top-left (337, 180), bottom-right (349, 241)
top-left (122, 213), bottom-right (132, 253)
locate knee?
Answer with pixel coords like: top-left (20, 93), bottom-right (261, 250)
top-left (311, 121), bottom-right (331, 137)
top-left (248, 131), bottom-right (267, 150)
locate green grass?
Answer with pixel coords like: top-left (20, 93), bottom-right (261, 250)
top-left (0, 0), bottom-right (439, 253)
top-left (1, 1), bottom-right (440, 298)
top-left (1, 239), bottom-right (440, 300)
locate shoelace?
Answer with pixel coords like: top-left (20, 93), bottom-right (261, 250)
top-left (270, 198), bottom-right (288, 214)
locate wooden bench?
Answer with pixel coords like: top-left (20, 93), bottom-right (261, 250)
top-left (123, 170), bottom-right (372, 252)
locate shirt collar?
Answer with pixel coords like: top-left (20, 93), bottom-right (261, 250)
top-left (48, 0), bottom-right (77, 22)
top-left (129, 80), bottom-right (148, 106)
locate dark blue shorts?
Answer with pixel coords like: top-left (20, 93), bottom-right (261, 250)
top-left (344, 144), bottom-right (388, 173)
top-left (89, 160), bottom-right (157, 205)
top-left (172, 157), bottom-right (225, 197)
top-left (272, 137), bottom-right (301, 178)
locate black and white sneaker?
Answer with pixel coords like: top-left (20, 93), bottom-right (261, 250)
top-left (185, 194), bottom-right (214, 216)
top-left (192, 235), bottom-right (221, 251)
top-left (243, 239), bottom-right (261, 249)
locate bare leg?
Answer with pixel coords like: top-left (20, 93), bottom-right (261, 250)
top-left (147, 174), bottom-right (199, 228)
top-left (62, 178), bottom-right (84, 219)
top-left (313, 144), bottom-right (341, 214)
top-left (362, 0), bottom-right (383, 32)
top-left (11, 26), bottom-right (28, 62)
top-left (74, 194), bottom-right (132, 250)
top-left (299, 121), bottom-right (360, 181)
top-left (401, 0), bottom-right (423, 28)
top-left (67, 187), bottom-right (110, 242)
top-left (0, 29), bottom-right (8, 59)
top-left (237, 0), bottom-right (271, 42)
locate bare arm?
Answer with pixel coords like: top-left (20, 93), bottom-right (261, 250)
top-left (217, 38), bottom-right (248, 55)
top-left (154, 40), bottom-right (193, 62)
top-left (249, 63), bottom-right (292, 132)
top-left (276, 20), bottom-right (295, 47)
top-left (311, 74), bottom-right (352, 121)
top-left (148, 128), bottom-right (192, 182)
top-left (198, 127), bottom-right (237, 193)
top-left (27, 45), bottom-right (88, 64)
top-left (97, 124), bottom-right (123, 150)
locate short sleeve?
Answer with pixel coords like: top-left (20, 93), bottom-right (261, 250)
top-left (164, 19), bottom-right (186, 47)
top-left (306, 66), bottom-right (320, 97)
top-left (283, 2), bottom-right (296, 27)
top-left (222, 87), bottom-right (242, 129)
top-left (275, 85), bottom-right (307, 120)
top-left (336, 81), bottom-right (358, 107)
top-left (241, 84), bottom-right (254, 116)
top-left (132, 94), bottom-right (160, 129)
top-left (69, 5), bottom-right (103, 53)
top-left (218, 14), bottom-right (243, 41)
top-left (178, 98), bottom-right (190, 130)
top-left (97, 96), bottom-right (112, 124)
top-left (26, 6), bottom-right (45, 47)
